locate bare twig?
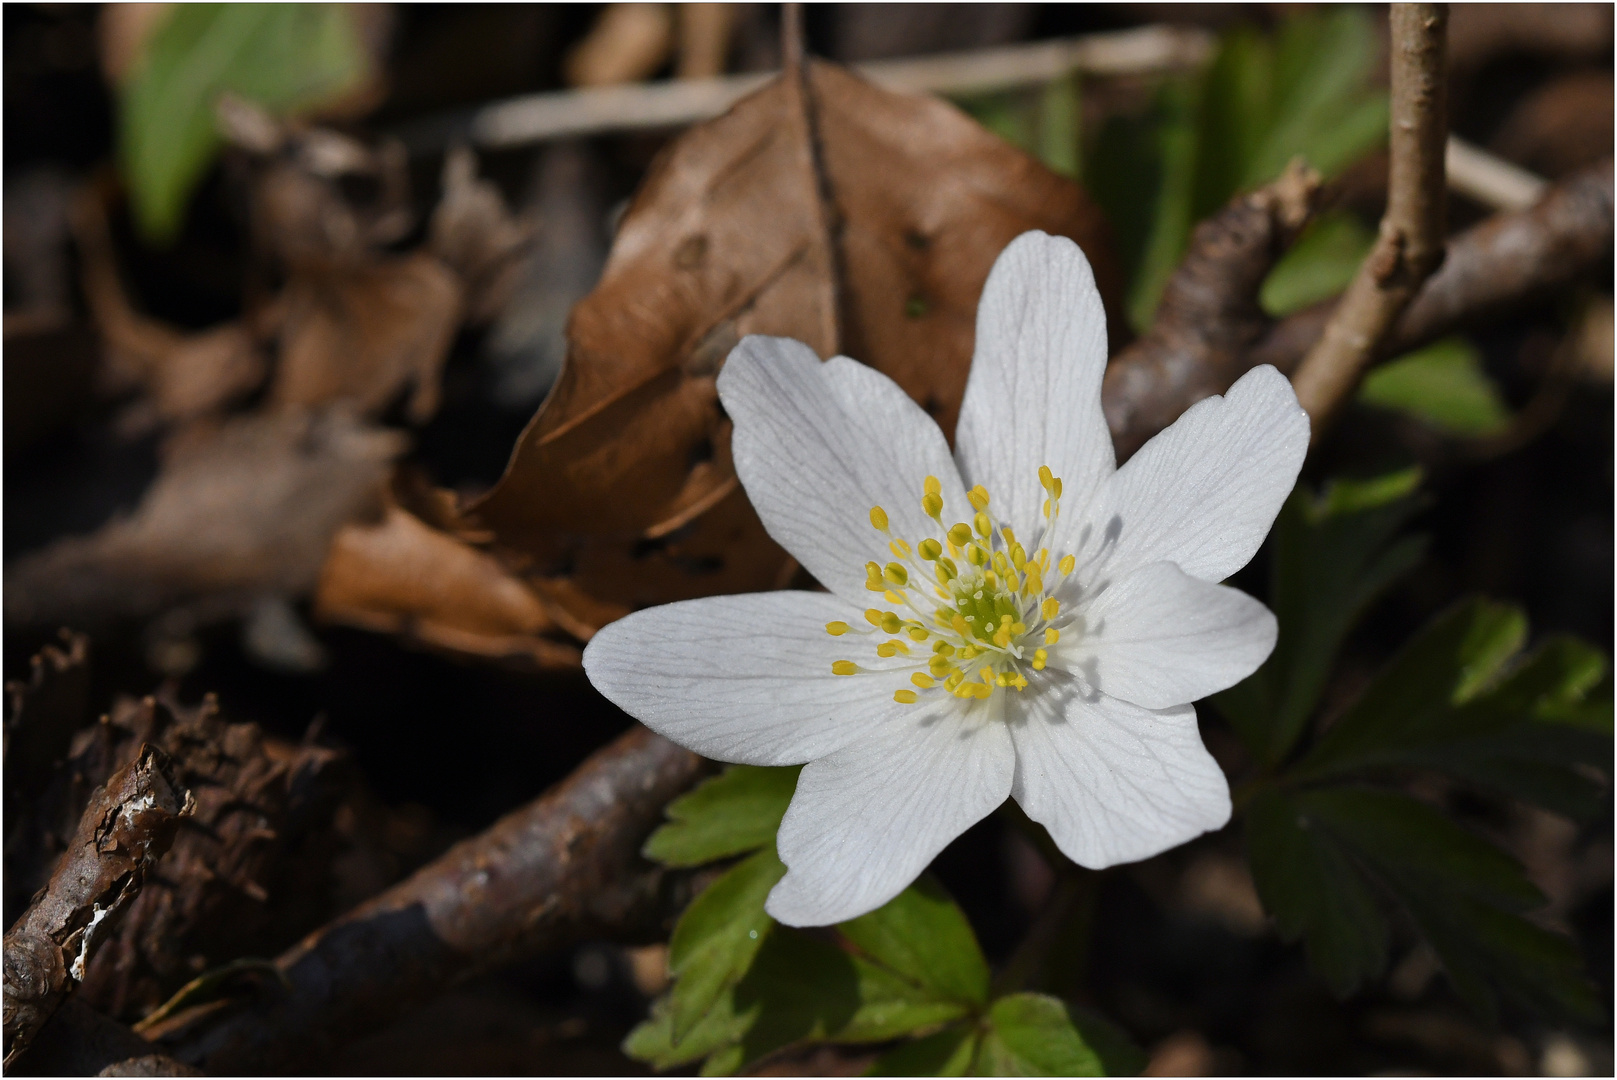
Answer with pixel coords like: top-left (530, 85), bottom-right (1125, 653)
top-left (1291, 3), bottom-right (1449, 440)
top-left (157, 726), bottom-right (708, 1074)
top-left (391, 26), bottom-right (1216, 153)
top-left (1102, 160), bottom-right (1322, 461)
top-left (8, 999), bottom-right (198, 1078)
top-left (2, 745), bottom-right (193, 1067)
top-left (1445, 134), bottom-right (1547, 212)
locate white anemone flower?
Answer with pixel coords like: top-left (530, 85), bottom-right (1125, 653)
top-left (585, 231), bottom-right (1309, 927)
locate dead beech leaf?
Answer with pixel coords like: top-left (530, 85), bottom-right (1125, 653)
top-left (314, 503), bottom-right (581, 669)
top-left (4, 410), bottom-right (404, 627)
top-left (466, 59), bottom-right (1121, 625)
top-left (270, 253), bottom-right (462, 423)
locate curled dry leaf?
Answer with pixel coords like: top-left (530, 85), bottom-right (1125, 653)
top-left (268, 253), bottom-right (463, 424)
top-left (461, 59), bottom-right (1121, 635)
top-left (4, 409), bottom-right (404, 628)
top-left (315, 498), bottom-right (581, 670)
top-left (427, 147), bottom-right (535, 325)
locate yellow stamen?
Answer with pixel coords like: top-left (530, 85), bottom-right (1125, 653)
top-left (907, 627), bottom-right (929, 641)
top-left (968, 486), bottom-right (990, 511)
top-left (884, 563), bottom-right (909, 587)
top-left (894, 689), bottom-right (918, 704)
top-left (1038, 465), bottom-right (1055, 491)
top-left (947, 523), bottom-right (973, 548)
top-left (825, 621), bottom-right (850, 636)
top-left (865, 609), bottom-right (883, 626)
top-left (974, 512), bottom-right (993, 539)
top-left (884, 590), bottom-right (905, 604)
top-left (832, 661), bottom-right (859, 676)
top-left (870, 506), bottom-right (889, 531)
top-left (918, 538), bottom-right (942, 561)
top-left (980, 667), bottom-right (995, 685)
top-left (1042, 598), bottom-right (1061, 620)
top-left (1032, 649), bottom-right (1048, 671)
top-left (880, 612), bottom-right (903, 634)
top-left (1059, 554), bottom-right (1076, 575)
top-left (929, 655), bottom-right (953, 677)
top-left (890, 538), bottom-right (911, 558)
top-left (1045, 628), bottom-right (1061, 645)
top-left (911, 673), bottom-right (935, 689)
top-left (877, 640), bottom-right (910, 657)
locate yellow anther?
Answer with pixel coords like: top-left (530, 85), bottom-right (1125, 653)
top-left (1059, 554), bottom-right (1076, 575)
top-left (865, 609), bottom-right (884, 626)
top-left (1042, 598), bottom-right (1061, 621)
top-left (937, 556), bottom-right (958, 578)
top-left (908, 627), bottom-right (929, 641)
top-left (984, 570), bottom-right (998, 589)
top-left (992, 551), bottom-right (1009, 575)
top-left (929, 655), bottom-right (953, 677)
top-left (1012, 673), bottom-right (1028, 690)
top-left (973, 682), bottom-right (994, 699)
top-left (894, 689), bottom-right (918, 704)
top-left (918, 538), bottom-right (942, 561)
top-left (866, 561), bottom-right (885, 591)
top-left (911, 673), bottom-right (935, 689)
top-left (996, 673), bottom-right (1010, 686)
top-left (1006, 571), bottom-right (1021, 592)
top-left (884, 563), bottom-right (909, 587)
top-left (993, 630), bottom-right (1011, 648)
top-left (980, 667), bottom-right (995, 685)
top-left (933, 641), bottom-right (955, 655)
top-left (890, 538), bottom-right (911, 558)
top-left (1011, 622), bottom-right (1026, 635)
top-left (1053, 478), bottom-right (1063, 498)
top-left (877, 641), bottom-right (911, 658)
top-left (974, 512), bottom-right (993, 539)
top-left (935, 587), bottom-right (949, 600)
top-left (1002, 526), bottom-right (1017, 545)
top-left (967, 544), bottom-right (989, 567)
top-left (1045, 628), bottom-right (1061, 645)
top-left (1037, 548), bottom-right (1050, 570)
top-left (1038, 465), bottom-right (1055, 491)
top-left (947, 523), bottom-right (973, 548)
top-left (832, 661), bottom-right (859, 676)
top-left (968, 485), bottom-right (990, 511)
top-left (922, 493), bottom-right (944, 519)
top-left (826, 621), bottom-right (850, 636)
top-left (952, 614), bottom-right (970, 635)
top-left (1010, 544), bottom-right (1027, 570)
top-left (880, 612), bottom-right (903, 634)
top-left (944, 671), bottom-right (965, 691)
top-left (1032, 649), bottom-right (1048, 671)
top-left (924, 475), bottom-right (942, 496)
top-left (1042, 499), bottom-right (1052, 519)
top-left (884, 590), bottom-right (904, 604)
top-left (1000, 614), bottom-right (1013, 626)
top-left (870, 506), bottom-right (889, 531)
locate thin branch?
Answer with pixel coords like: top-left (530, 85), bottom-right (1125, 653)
top-left (2, 745), bottom-right (193, 1067)
top-left (1445, 134), bottom-right (1547, 212)
top-left (157, 726), bottom-right (709, 1075)
top-left (390, 26), bottom-right (1216, 154)
top-left (1291, 3), bottom-right (1449, 440)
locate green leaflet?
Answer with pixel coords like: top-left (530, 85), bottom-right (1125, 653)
top-left (1215, 469), bottom-right (1427, 768)
top-left (866, 1025), bottom-right (981, 1076)
top-left (643, 764), bottom-right (800, 867)
top-left (1259, 211), bottom-right (1376, 317)
top-left (839, 874), bottom-right (991, 1008)
top-left (973, 995), bottom-right (1145, 1077)
top-left (666, 847), bottom-right (785, 1045)
top-left (1359, 338), bottom-right (1514, 437)
top-left (120, 3), bottom-right (369, 242)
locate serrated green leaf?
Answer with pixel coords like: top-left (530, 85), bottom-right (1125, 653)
top-left (866, 1024), bottom-right (980, 1076)
top-left (121, 3), bottom-right (368, 242)
top-left (1293, 599), bottom-right (1527, 780)
top-left (1360, 338), bottom-right (1514, 437)
top-left (973, 994), bottom-right (1141, 1076)
top-left (623, 983), bottom-right (755, 1071)
top-left (1215, 471), bottom-right (1427, 766)
top-left (838, 875), bottom-right (990, 1007)
top-left (667, 847), bottom-right (786, 1045)
top-left (1246, 788), bottom-right (1389, 995)
top-left (644, 765), bottom-right (801, 868)
top-left (1259, 210), bottom-right (1376, 317)
top-left (1299, 787), bottom-right (1598, 1022)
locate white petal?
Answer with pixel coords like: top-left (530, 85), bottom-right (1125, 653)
top-left (720, 336), bottom-right (971, 605)
top-left (1067, 561), bottom-right (1276, 710)
top-left (766, 703), bottom-right (1014, 926)
top-left (583, 591), bottom-right (911, 766)
top-left (1009, 686), bottom-right (1230, 869)
top-left (955, 232), bottom-right (1114, 542)
top-left (1101, 365), bottom-right (1308, 583)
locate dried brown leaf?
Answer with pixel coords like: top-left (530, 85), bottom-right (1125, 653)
top-left (427, 147), bottom-right (535, 325)
top-left (4, 410), bottom-right (404, 628)
top-left (466, 60), bottom-right (1121, 631)
top-left (269, 254), bottom-right (463, 423)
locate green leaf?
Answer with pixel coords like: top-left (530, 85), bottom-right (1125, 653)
top-left (973, 994), bottom-right (1142, 1076)
top-left (120, 3), bottom-right (369, 242)
top-left (667, 847), bottom-right (786, 1045)
top-left (1299, 787), bottom-right (1598, 1022)
top-left (838, 874), bottom-right (990, 1007)
top-left (866, 1025), bottom-right (980, 1076)
top-left (1259, 210), bottom-right (1376, 317)
top-left (1294, 599), bottom-right (1528, 780)
top-left (1215, 469), bottom-right (1427, 767)
top-left (1038, 76), bottom-right (1082, 180)
top-left (643, 765), bottom-right (801, 868)
top-left (1246, 788), bottom-right (1389, 995)
top-left (1359, 338), bottom-right (1513, 437)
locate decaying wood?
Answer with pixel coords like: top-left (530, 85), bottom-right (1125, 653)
top-left (157, 726), bottom-right (707, 1074)
top-left (1101, 160), bottom-right (1322, 462)
top-left (7, 999), bottom-right (197, 1078)
top-left (1291, 3), bottom-right (1450, 438)
top-left (2, 745), bottom-right (194, 1067)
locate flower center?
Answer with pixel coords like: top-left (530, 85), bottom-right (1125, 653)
top-left (824, 467), bottom-right (1080, 705)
